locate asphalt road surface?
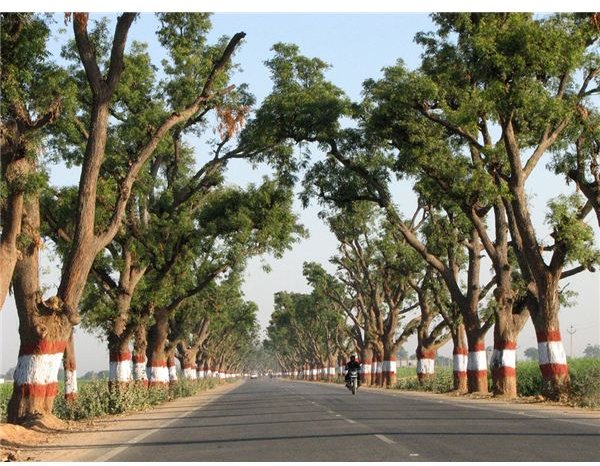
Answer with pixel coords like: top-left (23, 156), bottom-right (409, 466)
top-left (46, 378), bottom-right (600, 461)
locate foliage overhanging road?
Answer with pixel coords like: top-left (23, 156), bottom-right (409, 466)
top-left (32, 379), bottom-right (600, 462)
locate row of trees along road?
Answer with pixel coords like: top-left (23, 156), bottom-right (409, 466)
top-left (1, 12), bottom-right (599, 424)
top-left (0, 12), bottom-right (307, 425)
top-left (263, 13), bottom-right (600, 400)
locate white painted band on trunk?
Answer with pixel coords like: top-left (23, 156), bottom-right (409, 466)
top-left (361, 364), bottom-right (372, 374)
top-left (168, 365), bottom-right (178, 382)
top-left (453, 354), bottom-right (468, 372)
top-left (328, 367), bottom-right (336, 375)
top-left (65, 370), bottom-right (77, 394)
top-left (467, 351), bottom-right (487, 371)
top-left (197, 370), bottom-right (205, 379)
top-left (491, 349), bottom-right (516, 369)
top-left (376, 362), bottom-right (382, 374)
top-left (133, 362), bottom-right (148, 381)
top-left (382, 360), bottom-right (397, 373)
top-left (206, 370), bottom-right (213, 377)
top-left (109, 360), bottom-right (132, 382)
top-left (219, 372), bottom-right (225, 379)
top-left (147, 366), bottom-right (169, 383)
top-left (183, 368), bottom-right (197, 380)
top-left (417, 358), bottom-right (435, 374)
top-left (14, 353), bottom-right (63, 385)
top-left (538, 341), bottom-right (567, 365)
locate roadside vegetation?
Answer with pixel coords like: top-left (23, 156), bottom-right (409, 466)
top-left (1, 378), bottom-right (223, 422)
top-left (393, 358), bottom-right (600, 409)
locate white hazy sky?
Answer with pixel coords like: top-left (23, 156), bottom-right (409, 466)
top-left (1, 5), bottom-right (599, 373)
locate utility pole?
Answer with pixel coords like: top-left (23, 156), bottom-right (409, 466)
top-left (567, 325), bottom-right (576, 358)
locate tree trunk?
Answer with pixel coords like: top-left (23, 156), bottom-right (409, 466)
top-left (7, 195), bottom-right (72, 424)
top-left (382, 346), bottom-right (397, 387)
top-left (466, 334), bottom-right (488, 393)
top-left (490, 295), bottom-right (527, 399)
top-left (0, 160), bottom-right (24, 311)
top-left (63, 330), bottom-right (77, 401)
top-left (182, 348), bottom-right (199, 380)
top-left (451, 323), bottom-right (468, 393)
top-left (108, 331), bottom-right (133, 386)
top-left (167, 352), bottom-right (178, 384)
top-left (360, 346), bottom-right (373, 386)
top-left (132, 323), bottom-right (148, 386)
top-left (532, 291), bottom-right (570, 400)
top-left (416, 346), bottom-right (436, 382)
top-left (146, 310), bottom-right (169, 386)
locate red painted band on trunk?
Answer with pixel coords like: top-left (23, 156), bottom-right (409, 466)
top-left (65, 392), bottom-right (77, 401)
top-left (453, 347), bottom-right (468, 355)
top-left (491, 366), bottom-right (517, 378)
top-left (453, 370), bottom-right (467, 376)
top-left (470, 343), bottom-right (486, 352)
top-left (148, 360), bottom-right (167, 367)
top-left (467, 369), bottom-right (488, 378)
top-left (183, 364), bottom-right (196, 369)
top-left (382, 371), bottom-right (396, 377)
top-left (109, 351), bottom-right (132, 362)
top-left (417, 348), bottom-right (436, 359)
top-left (19, 340), bottom-right (67, 356)
top-left (64, 361), bottom-right (76, 371)
top-left (167, 361), bottom-right (176, 368)
top-left (133, 355), bottom-right (146, 363)
top-left (362, 360), bottom-right (372, 364)
top-left (493, 341), bottom-right (517, 350)
top-left (540, 363), bottom-right (569, 378)
top-left (13, 382), bottom-right (59, 398)
top-left (536, 331), bottom-right (562, 342)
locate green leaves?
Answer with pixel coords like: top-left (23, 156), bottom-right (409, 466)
top-left (546, 193), bottom-right (599, 267)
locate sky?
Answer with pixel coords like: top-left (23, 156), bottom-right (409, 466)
top-left (1, 6), bottom-right (600, 373)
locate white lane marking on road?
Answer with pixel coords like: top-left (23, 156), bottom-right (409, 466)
top-left (345, 419), bottom-right (357, 424)
top-left (335, 414), bottom-right (342, 417)
top-left (94, 408), bottom-right (190, 462)
top-left (409, 453), bottom-right (420, 456)
top-left (374, 434), bottom-right (396, 445)
top-left (93, 383), bottom-right (243, 462)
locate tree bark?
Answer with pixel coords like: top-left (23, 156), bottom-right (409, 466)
top-left (451, 322), bottom-right (468, 393)
top-left (108, 330), bottom-right (133, 386)
top-left (7, 195), bottom-right (72, 424)
top-left (146, 309), bottom-right (170, 386)
top-left (359, 346), bottom-right (373, 386)
top-left (532, 282), bottom-right (570, 399)
top-left (63, 330), bottom-right (77, 401)
top-left (132, 321), bottom-right (149, 386)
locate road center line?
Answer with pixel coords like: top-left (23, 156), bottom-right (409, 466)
top-left (345, 418), bottom-right (357, 424)
top-left (374, 434), bottom-right (396, 445)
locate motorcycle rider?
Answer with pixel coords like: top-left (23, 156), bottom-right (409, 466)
top-left (344, 355), bottom-right (361, 387)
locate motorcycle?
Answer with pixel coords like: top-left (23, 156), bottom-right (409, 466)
top-left (346, 369), bottom-right (359, 395)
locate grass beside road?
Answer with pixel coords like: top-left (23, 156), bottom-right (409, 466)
top-left (394, 357), bottom-right (600, 409)
top-left (0, 378), bottom-right (223, 422)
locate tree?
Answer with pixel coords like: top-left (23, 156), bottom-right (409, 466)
top-left (402, 13), bottom-right (599, 399)
top-left (0, 13), bottom-right (62, 310)
top-left (524, 347), bottom-right (539, 361)
top-left (7, 12), bottom-right (248, 424)
top-left (583, 344), bottom-right (600, 358)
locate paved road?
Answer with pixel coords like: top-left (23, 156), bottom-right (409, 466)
top-left (79, 378), bottom-right (600, 462)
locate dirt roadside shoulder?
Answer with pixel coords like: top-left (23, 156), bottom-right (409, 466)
top-left (1, 379), bottom-right (245, 462)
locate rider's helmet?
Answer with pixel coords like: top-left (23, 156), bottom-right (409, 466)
top-left (350, 355), bottom-right (356, 362)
